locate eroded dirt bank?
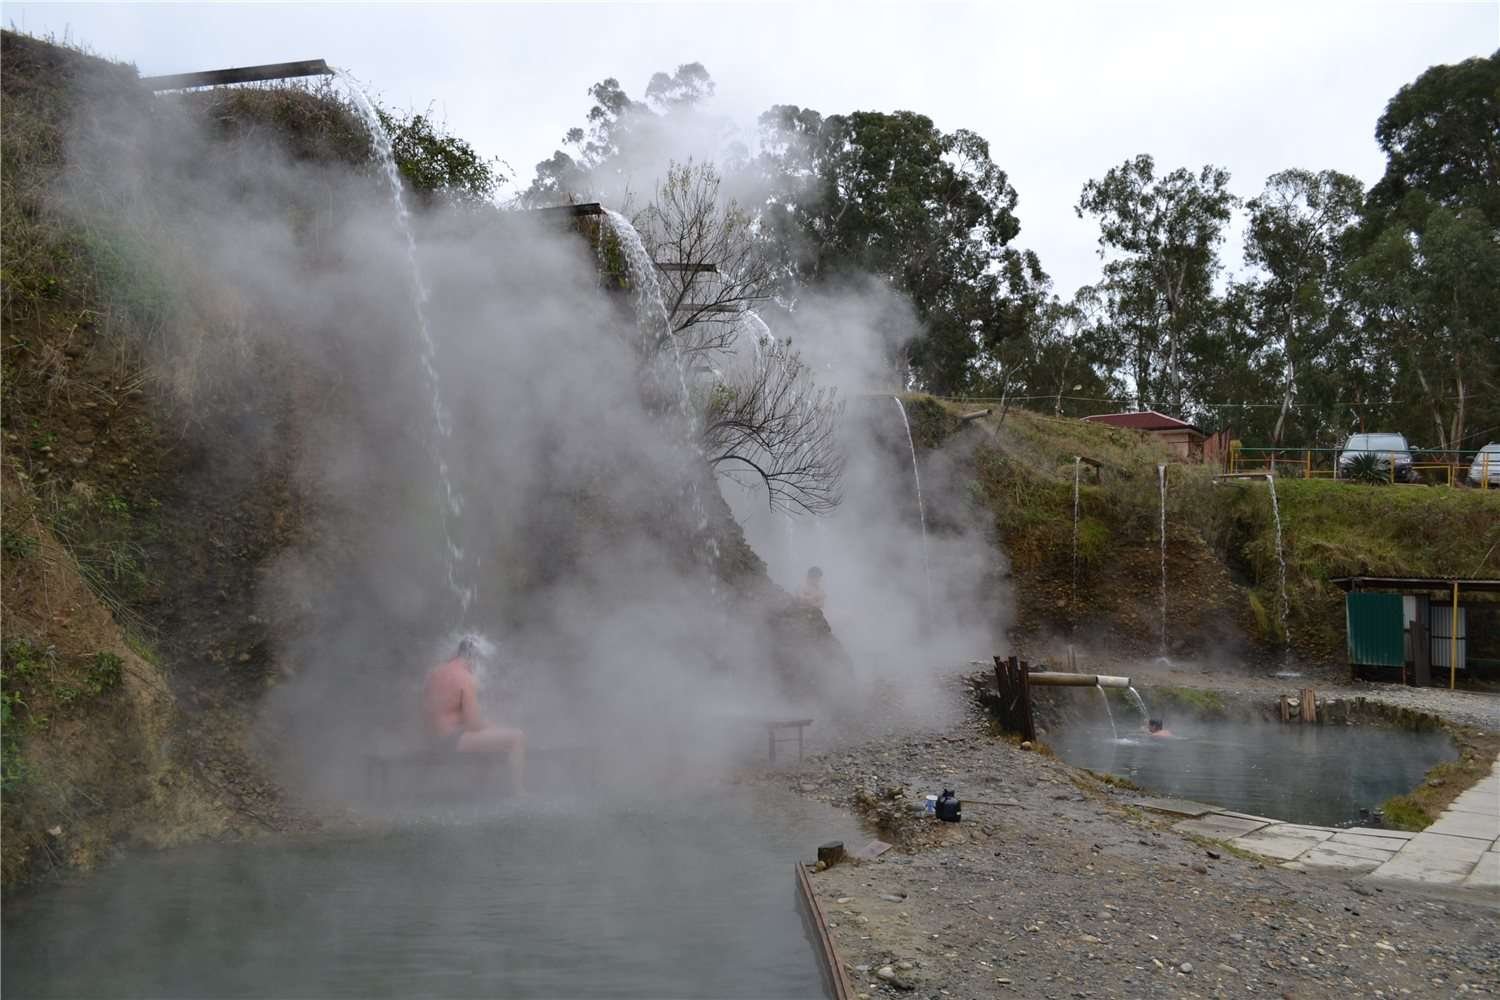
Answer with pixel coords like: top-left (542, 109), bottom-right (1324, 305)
top-left (774, 678), bottom-right (1500, 999)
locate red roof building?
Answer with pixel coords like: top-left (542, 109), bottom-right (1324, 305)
top-left (1082, 410), bottom-right (1205, 460)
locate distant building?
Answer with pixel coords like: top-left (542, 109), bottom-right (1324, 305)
top-left (1082, 410), bottom-right (1205, 460)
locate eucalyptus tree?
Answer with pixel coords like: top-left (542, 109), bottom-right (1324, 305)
top-left (1349, 50), bottom-right (1500, 454)
top-left (1075, 155), bottom-right (1236, 414)
top-left (1242, 169), bottom-right (1365, 444)
top-left (755, 105), bottom-right (1045, 394)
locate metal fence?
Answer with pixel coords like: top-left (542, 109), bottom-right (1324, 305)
top-left (1228, 445), bottom-right (1495, 488)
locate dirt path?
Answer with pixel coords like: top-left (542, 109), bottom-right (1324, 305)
top-left (781, 679), bottom-right (1500, 999)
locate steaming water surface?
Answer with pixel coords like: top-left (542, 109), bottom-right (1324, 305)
top-left (3, 793), bottom-right (847, 998)
top-left (1048, 718), bottom-right (1456, 827)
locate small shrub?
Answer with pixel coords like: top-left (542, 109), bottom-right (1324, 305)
top-left (1341, 453), bottom-right (1391, 485)
top-left (1380, 795), bottom-right (1430, 831)
top-left (85, 652), bottom-right (123, 694)
top-left (1, 529), bottom-right (37, 561)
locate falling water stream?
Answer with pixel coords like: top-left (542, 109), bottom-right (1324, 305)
top-left (600, 210), bottom-right (719, 567)
top-left (892, 397), bottom-right (935, 618)
top-left (1096, 685), bottom-right (1118, 740)
top-left (741, 309), bottom-right (775, 364)
top-left (1125, 685), bottom-right (1150, 724)
top-left (338, 71), bottom-right (473, 614)
top-left (1266, 475), bottom-right (1292, 646)
top-left (1071, 456), bottom-right (1082, 604)
top-left (1156, 463), bottom-right (1168, 652)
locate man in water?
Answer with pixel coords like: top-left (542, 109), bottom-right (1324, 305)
top-left (798, 566), bottom-right (825, 610)
top-left (1147, 719), bottom-right (1174, 738)
top-left (424, 635), bottom-right (527, 793)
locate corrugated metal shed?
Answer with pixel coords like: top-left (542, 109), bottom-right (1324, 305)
top-left (1429, 605), bottom-right (1469, 671)
top-left (1346, 592), bottom-right (1405, 667)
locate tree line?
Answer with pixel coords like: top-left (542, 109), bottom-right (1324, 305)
top-left (516, 52), bottom-right (1498, 454)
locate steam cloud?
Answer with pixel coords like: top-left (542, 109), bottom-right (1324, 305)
top-left (57, 72), bottom-right (1011, 811)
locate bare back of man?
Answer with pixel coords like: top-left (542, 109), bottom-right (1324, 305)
top-left (423, 649), bottom-right (527, 794)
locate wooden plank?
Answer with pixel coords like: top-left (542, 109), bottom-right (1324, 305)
top-left (142, 59), bottom-right (332, 91)
top-left (1300, 688), bottom-right (1317, 723)
top-left (795, 864), bottom-right (856, 1000)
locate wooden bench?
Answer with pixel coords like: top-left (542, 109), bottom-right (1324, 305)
top-left (363, 745), bottom-right (601, 798)
top-left (766, 719), bottom-right (813, 763)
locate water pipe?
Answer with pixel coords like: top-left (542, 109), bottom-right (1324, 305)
top-left (1026, 672), bottom-right (1131, 689)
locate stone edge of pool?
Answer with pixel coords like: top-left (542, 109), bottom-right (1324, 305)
top-left (1143, 756), bottom-right (1500, 900)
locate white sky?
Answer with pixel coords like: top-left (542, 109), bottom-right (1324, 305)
top-left (7, 1), bottom-right (1496, 296)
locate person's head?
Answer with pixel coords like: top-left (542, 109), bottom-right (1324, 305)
top-left (1148, 719), bottom-right (1163, 733)
top-left (454, 633), bottom-right (493, 670)
top-left (807, 566), bottom-right (823, 582)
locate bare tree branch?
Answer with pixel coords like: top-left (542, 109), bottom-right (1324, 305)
top-left (635, 161), bottom-right (775, 361)
top-left (703, 343), bottom-right (845, 516)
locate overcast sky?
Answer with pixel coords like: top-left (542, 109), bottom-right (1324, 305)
top-left (7, 2), bottom-right (1496, 296)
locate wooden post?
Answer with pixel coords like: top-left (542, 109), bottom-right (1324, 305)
top-left (1450, 581), bottom-right (1459, 690)
top-left (1412, 619), bottom-right (1431, 687)
top-left (1018, 660), bottom-right (1037, 743)
top-left (1300, 688), bottom-right (1317, 723)
top-left (817, 841), bottom-right (846, 867)
top-left (1280, 697), bottom-right (1290, 723)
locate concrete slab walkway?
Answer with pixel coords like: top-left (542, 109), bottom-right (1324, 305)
top-left (1166, 758), bottom-right (1499, 898)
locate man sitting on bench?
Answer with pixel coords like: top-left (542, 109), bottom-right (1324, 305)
top-left (423, 634), bottom-right (527, 794)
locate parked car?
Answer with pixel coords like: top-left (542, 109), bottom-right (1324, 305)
top-left (1337, 432), bottom-right (1416, 482)
top-left (1468, 442), bottom-right (1500, 487)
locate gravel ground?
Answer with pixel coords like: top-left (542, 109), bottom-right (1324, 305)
top-left (778, 677), bottom-right (1500, 999)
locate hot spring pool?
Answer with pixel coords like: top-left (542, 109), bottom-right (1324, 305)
top-left (2, 791), bottom-right (847, 998)
top-left (1047, 716), bottom-right (1457, 827)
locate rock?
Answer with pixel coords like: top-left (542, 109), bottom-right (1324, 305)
top-left (1020, 741), bottom-right (1033, 751)
top-left (46, 825), bottom-right (63, 838)
top-left (877, 965), bottom-right (896, 981)
top-left (881, 893), bottom-right (906, 903)
top-left (1179, 961), bottom-right (1194, 974)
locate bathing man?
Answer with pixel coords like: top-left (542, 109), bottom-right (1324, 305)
top-left (1146, 719), bottom-right (1174, 738)
top-left (424, 635), bottom-right (527, 793)
top-left (798, 566), bottom-right (826, 610)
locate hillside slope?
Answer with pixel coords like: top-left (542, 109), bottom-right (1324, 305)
top-left (1, 32), bottom-right (845, 887)
top-left (902, 397), bottom-right (1500, 667)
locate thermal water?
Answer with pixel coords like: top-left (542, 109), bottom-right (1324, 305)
top-left (337, 71), bottom-right (473, 614)
top-left (1047, 718), bottom-right (1455, 828)
top-left (1096, 684), bottom-right (1118, 740)
top-left (1071, 456), bottom-right (1081, 604)
top-left (891, 397), bottom-right (934, 617)
top-left (1, 792), bottom-right (850, 998)
top-left (1157, 463), bottom-right (1168, 651)
top-left (1266, 475), bottom-right (1291, 646)
top-left (600, 211), bottom-right (719, 567)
